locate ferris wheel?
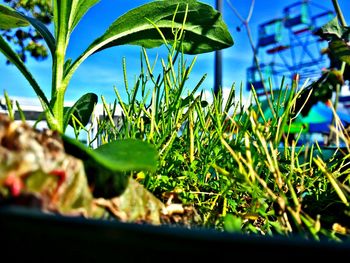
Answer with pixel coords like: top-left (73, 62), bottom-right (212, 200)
top-left (246, 0), bottom-right (335, 97)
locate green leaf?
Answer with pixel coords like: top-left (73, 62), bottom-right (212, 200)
top-left (62, 135), bottom-right (159, 173)
top-left (0, 4), bottom-right (29, 29)
top-left (329, 39), bottom-right (350, 65)
top-left (65, 0), bottom-right (233, 82)
top-left (62, 136), bottom-right (158, 197)
top-left (94, 0), bottom-right (233, 54)
top-left (315, 16), bottom-right (350, 41)
top-left (22, 15), bottom-right (56, 58)
top-left (63, 92), bottom-right (98, 131)
top-left (53, 0), bottom-right (100, 40)
top-left (97, 1), bottom-right (233, 54)
top-left (70, 0), bottom-right (101, 32)
top-left (315, 16), bottom-right (350, 66)
top-left (94, 139), bottom-right (158, 173)
top-left (0, 4), bottom-right (56, 57)
top-left (53, 1), bottom-right (73, 47)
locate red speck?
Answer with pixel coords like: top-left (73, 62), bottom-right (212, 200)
top-left (49, 169), bottom-right (66, 198)
top-left (50, 170), bottom-right (66, 185)
top-left (4, 173), bottom-right (24, 196)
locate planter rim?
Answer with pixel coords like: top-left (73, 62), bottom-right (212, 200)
top-left (1, 205), bottom-right (350, 260)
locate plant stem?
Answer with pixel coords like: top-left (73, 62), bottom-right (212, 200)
top-left (329, 0), bottom-right (347, 143)
top-left (51, 1), bottom-right (71, 132)
top-left (51, 52), bottom-right (67, 132)
top-left (331, 0), bottom-right (347, 27)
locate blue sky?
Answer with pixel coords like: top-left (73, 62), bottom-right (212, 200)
top-left (0, 0), bottom-right (348, 106)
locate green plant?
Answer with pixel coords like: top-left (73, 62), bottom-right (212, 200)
top-left (1, 0), bottom-right (52, 63)
top-left (293, 0), bottom-right (350, 118)
top-left (0, 0), bottom-right (233, 133)
top-left (0, 0), bottom-right (233, 198)
top-left (95, 44), bottom-right (350, 240)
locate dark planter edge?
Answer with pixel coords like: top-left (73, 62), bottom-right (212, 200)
top-left (1, 205), bottom-right (350, 261)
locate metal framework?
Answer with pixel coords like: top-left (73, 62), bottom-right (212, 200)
top-left (246, 0), bottom-right (334, 96)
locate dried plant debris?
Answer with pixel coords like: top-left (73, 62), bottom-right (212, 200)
top-left (94, 179), bottom-right (201, 226)
top-left (0, 114), bottom-right (199, 226)
top-left (0, 114), bottom-right (98, 216)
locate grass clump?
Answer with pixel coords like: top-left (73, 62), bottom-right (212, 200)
top-left (92, 44), bottom-right (350, 242)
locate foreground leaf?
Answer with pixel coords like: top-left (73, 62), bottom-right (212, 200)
top-left (93, 139), bottom-right (158, 172)
top-left (53, 0), bottom-right (100, 41)
top-left (315, 16), bottom-right (347, 40)
top-left (65, 0), bottom-right (234, 82)
top-left (63, 135), bottom-right (158, 173)
top-left (0, 4), bottom-right (56, 57)
top-left (0, 4), bottom-right (29, 29)
top-left (63, 92), bottom-right (98, 131)
top-left (70, 0), bottom-right (101, 32)
top-left (90, 0), bottom-right (234, 54)
top-left (315, 16), bottom-right (350, 65)
top-left (329, 39), bottom-right (350, 65)
top-left (62, 135), bottom-right (158, 197)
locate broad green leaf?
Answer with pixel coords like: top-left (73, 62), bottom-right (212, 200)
top-left (92, 1), bottom-right (234, 54)
top-left (63, 92), bottom-right (98, 131)
top-left (0, 4), bottom-right (56, 57)
top-left (314, 16), bottom-right (350, 66)
top-left (0, 4), bottom-right (29, 29)
top-left (315, 16), bottom-right (350, 41)
top-left (94, 139), bottom-right (158, 173)
top-left (65, 0), bottom-right (233, 82)
top-left (62, 136), bottom-right (158, 197)
top-left (329, 39), bottom-right (350, 65)
top-left (22, 15), bottom-right (56, 58)
top-left (167, 0), bottom-right (197, 3)
top-left (70, 0), bottom-right (101, 32)
top-left (62, 135), bottom-right (158, 173)
top-left (53, 0), bottom-right (100, 40)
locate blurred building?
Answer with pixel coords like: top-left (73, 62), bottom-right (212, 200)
top-left (0, 96), bottom-right (122, 148)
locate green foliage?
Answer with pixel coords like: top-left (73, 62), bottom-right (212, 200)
top-left (62, 134), bottom-right (158, 174)
top-left (2, 0), bottom-right (349, 245)
top-left (0, 0), bottom-right (233, 196)
top-left (1, 0), bottom-right (52, 62)
top-left (83, 0), bottom-right (233, 55)
top-left (0, 4), bottom-right (29, 29)
top-left (0, 0), bottom-right (233, 133)
top-left (315, 16), bottom-right (350, 66)
top-left (94, 43), bottom-right (350, 241)
top-left (294, 69), bottom-right (344, 116)
top-left (62, 134), bottom-right (158, 198)
top-left (294, 8), bottom-right (350, 118)
top-left (63, 92), bottom-right (98, 129)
